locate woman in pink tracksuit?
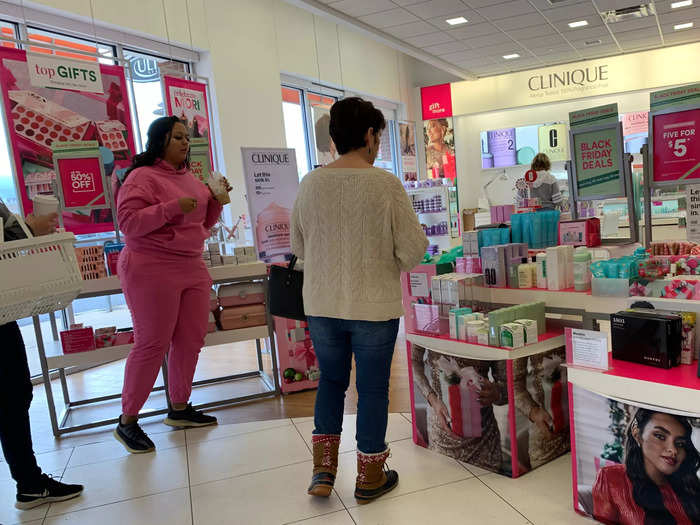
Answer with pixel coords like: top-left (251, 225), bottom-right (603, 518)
top-left (113, 116), bottom-right (229, 454)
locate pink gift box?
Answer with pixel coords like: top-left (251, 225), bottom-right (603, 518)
top-left (60, 327), bottom-right (96, 354)
top-left (414, 304), bottom-right (440, 334)
top-left (218, 282), bottom-right (265, 307)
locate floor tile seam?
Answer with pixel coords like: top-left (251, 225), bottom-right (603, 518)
top-left (184, 431), bottom-right (195, 525)
top-left (42, 485), bottom-right (189, 520)
top-left (475, 475), bottom-right (534, 523)
top-left (64, 443), bottom-right (186, 470)
top-left (185, 421), bottom-right (293, 446)
top-left (340, 474), bottom-right (476, 510)
top-left (290, 419), bottom-right (313, 455)
top-left (187, 456), bottom-right (314, 489)
top-left (43, 446), bottom-right (76, 520)
top-left (282, 508), bottom-right (353, 525)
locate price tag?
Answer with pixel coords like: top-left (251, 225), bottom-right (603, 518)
top-left (566, 328), bottom-right (609, 370)
top-left (653, 108), bottom-right (700, 184)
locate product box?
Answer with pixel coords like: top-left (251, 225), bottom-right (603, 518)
top-left (449, 308), bottom-right (472, 339)
top-left (515, 319), bottom-right (538, 344)
top-left (457, 313), bottom-right (477, 340)
top-left (414, 304), bottom-right (441, 334)
top-left (500, 323), bottom-right (525, 349)
top-left (219, 304), bottom-right (266, 330)
top-left (218, 282), bottom-right (265, 307)
top-left (60, 327), bottom-right (96, 354)
top-left (546, 246), bottom-right (567, 291)
top-left (611, 309), bottom-right (682, 368)
top-left (482, 245), bottom-right (507, 288)
top-left (462, 231), bottom-right (479, 256)
top-left (558, 218), bottom-right (601, 247)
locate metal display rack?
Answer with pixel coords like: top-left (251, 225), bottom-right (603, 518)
top-left (34, 262), bottom-right (280, 437)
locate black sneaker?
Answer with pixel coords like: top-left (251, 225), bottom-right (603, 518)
top-left (16, 474), bottom-right (83, 510)
top-left (114, 421), bottom-right (156, 454)
top-left (164, 403), bottom-right (217, 428)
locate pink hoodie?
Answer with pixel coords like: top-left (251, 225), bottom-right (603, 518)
top-left (116, 159), bottom-right (223, 258)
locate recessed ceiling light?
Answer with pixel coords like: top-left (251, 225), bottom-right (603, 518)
top-left (446, 16), bottom-right (468, 25)
top-left (674, 22), bottom-right (694, 29)
top-left (568, 20), bottom-right (589, 28)
top-left (671, 0), bottom-right (693, 8)
top-left (503, 53), bottom-right (520, 59)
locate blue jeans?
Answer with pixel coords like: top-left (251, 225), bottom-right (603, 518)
top-left (308, 316), bottom-right (399, 454)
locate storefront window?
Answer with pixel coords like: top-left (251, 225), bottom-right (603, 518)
top-left (308, 93), bottom-right (337, 167)
top-left (281, 86), bottom-right (310, 178)
top-left (123, 49), bottom-right (188, 150)
top-left (26, 27), bottom-right (115, 64)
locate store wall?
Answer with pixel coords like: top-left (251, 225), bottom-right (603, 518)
top-left (20, 0), bottom-right (456, 221)
top-left (454, 89), bottom-right (655, 210)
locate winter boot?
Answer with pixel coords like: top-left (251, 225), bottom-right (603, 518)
top-left (354, 448), bottom-right (399, 504)
top-left (307, 434), bottom-right (341, 497)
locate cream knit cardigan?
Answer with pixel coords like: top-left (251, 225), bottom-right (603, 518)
top-left (291, 167), bottom-right (429, 322)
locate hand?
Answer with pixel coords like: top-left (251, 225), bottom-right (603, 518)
top-left (26, 213), bottom-right (58, 236)
top-left (530, 406), bottom-right (554, 439)
top-left (428, 392), bottom-right (460, 439)
top-left (221, 176), bottom-right (233, 193)
top-left (178, 197), bottom-right (198, 214)
top-left (478, 381), bottom-right (500, 407)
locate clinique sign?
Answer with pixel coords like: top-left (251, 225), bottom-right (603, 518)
top-left (528, 65), bottom-right (609, 99)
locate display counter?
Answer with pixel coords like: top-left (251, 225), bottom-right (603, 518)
top-left (35, 262), bottom-right (280, 437)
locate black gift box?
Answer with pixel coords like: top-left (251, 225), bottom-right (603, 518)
top-left (611, 309), bottom-right (682, 369)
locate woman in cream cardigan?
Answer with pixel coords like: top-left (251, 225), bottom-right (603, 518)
top-left (291, 97), bottom-right (428, 505)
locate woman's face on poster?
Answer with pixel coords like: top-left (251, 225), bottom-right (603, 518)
top-left (428, 122), bottom-right (445, 143)
top-left (637, 413), bottom-right (689, 477)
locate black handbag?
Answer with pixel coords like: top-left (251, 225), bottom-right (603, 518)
top-left (268, 255), bottom-right (306, 321)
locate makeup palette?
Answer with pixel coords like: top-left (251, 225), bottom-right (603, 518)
top-left (96, 120), bottom-right (128, 152)
top-left (9, 90), bottom-right (91, 151)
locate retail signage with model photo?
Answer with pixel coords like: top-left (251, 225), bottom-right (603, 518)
top-left (0, 46), bottom-right (136, 234)
top-left (571, 387), bottom-right (700, 524)
top-left (241, 147), bottom-right (299, 264)
top-left (424, 117), bottom-right (456, 179)
top-left (399, 121), bottom-right (418, 181)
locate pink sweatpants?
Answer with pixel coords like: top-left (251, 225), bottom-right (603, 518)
top-left (118, 248), bottom-right (211, 416)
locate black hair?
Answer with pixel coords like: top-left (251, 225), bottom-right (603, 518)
top-left (329, 97), bottom-right (386, 155)
top-left (625, 408), bottom-right (700, 524)
top-left (119, 116), bottom-right (188, 184)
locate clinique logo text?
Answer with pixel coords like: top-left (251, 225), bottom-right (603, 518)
top-left (251, 153), bottom-right (289, 165)
top-left (528, 65), bottom-right (609, 91)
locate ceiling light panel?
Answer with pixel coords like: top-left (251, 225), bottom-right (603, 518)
top-left (671, 0), bottom-right (693, 7)
top-left (503, 53), bottom-right (521, 59)
top-left (568, 20), bottom-right (589, 27)
top-left (446, 16), bottom-right (468, 25)
top-left (674, 21), bottom-right (694, 29)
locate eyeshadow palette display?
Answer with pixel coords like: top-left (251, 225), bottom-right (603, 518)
top-left (9, 90), bottom-right (91, 151)
top-left (95, 120), bottom-right (128, 152)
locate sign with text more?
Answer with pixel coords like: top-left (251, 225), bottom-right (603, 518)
top-left (52, 141), bottom-right (109, 211)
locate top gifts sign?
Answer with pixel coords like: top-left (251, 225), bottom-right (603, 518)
top-left (27, 53), bottom-right (104, 94)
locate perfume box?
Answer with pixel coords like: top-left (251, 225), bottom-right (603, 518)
top-left (611, 309), bottom-right (682, 369)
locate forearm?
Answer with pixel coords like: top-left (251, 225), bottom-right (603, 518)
top-left (204, 197), bottom-right (223, 229)
top-left (118, 199), bottom-right (182, 237)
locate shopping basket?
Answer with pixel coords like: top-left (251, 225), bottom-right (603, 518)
top-left (0, 215), bottom-right (83, 324)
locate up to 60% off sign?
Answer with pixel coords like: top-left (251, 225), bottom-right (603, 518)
top-left (653, 109), bottom-right (700, 183)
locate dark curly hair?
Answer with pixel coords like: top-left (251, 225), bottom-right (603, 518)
top-left (624, 408), bottom-right (700, 524)
top-left (119, 116), bottom-right (189, 184)
top-left (329, 97), bottom-right (385, 155)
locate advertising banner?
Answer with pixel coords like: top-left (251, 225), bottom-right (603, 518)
top-left (652, 108), bottom-right (700, 184)
top-left (538, 123), bottom-right (569, 162)
top-left (0, 47), bottom-right (136, 234)
top-left (241, 147), bottom-right (299, 263)
top-left (27, 53), bottom-right (104, 93)
top-left (570, 103), bottom-right (619, 129)
top-left (573, 127), bottom-right (623, 199)
top-left (189, 139), bottom-right (212, 183)
top-left (163, 75), bottom-right (213, 167)
top-left (399, 121), bottom-right (418, 181)
top-left (650, 82), bottom-right (700, 111)
top-left (424, 117), bottom-right (456, 179)
top-left (421, 83), bottom-right (452, 121)
top-left (621, 111), bottom-right (648, 154)
top-left (571, 386), bottom-right (700, 523)
top-left (53, 141), bottom-right (107, 210)
top-left (686, 185), bottom-right (700, 243)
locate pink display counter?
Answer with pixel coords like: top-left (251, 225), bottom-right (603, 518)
top-left (568, 359), bottom-right (700, 523)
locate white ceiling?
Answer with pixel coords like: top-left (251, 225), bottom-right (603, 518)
top-left (306, 0), bottom-right (700, 78)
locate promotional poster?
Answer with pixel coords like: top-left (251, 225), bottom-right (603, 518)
top-left (424, 117), bottom-right (456, 179)
top-left (572, 126), bottom-right (624, 200)
top-left (571, 386), bottom-right (700, 524)
top-left (652, 108), bottom-right (700, 184)
top-left (241, 147), bottom-right (299, 263)
top-left (399, 121), bottom-right (418, 181)
top-left (409, 344), bottom-right (569, 477)
top-left (0, 47), bottom-right (136, 234)
top-left (163, 75), bottom-right (213, 168)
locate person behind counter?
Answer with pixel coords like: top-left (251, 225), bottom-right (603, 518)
top-left (113, 116), bottom-right (230, 454)
top-left (528, 153), bottom-right (563, 210)
top-left (0, 201), bottom-right (84, 510)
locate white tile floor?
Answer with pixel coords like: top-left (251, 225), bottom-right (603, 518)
top-left (0, 413), bottom-right (597, 525)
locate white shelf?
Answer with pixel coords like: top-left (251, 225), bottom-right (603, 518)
top-left (567, 366), bottom-right (700, 415)
top-left (486, 287), bottom-right (629, 315)
top-left (406, 332), bottom-right (565, 361)
top-left (45, 325), bottom-right (270, 370)
top-left (78, 262), bottom-right (268, 299)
